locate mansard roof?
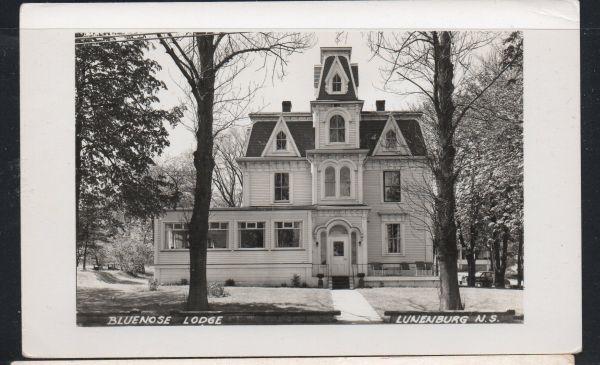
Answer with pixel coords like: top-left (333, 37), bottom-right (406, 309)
top-left (360, 116), bottom-right (426, 156)
top-left (245, 119), bottom-right (315, 157)
top-left (244, 112), bottom-right (426, 157)
top-left (316, 55), bottom-right (358, 101)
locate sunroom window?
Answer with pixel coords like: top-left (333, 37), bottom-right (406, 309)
top-left (275, 221), bottom-right (301, 248)
top-left (238, 222), bottom-right (265, 249)
top-left (165, 223), bottom-right (189, 249)
top-left (207, 222), bottom-right (228, 249)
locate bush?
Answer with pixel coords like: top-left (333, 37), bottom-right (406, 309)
top-left (357, 273), bottom-right (365, 278)
top-left (225, 278), bottom-right (236, 286)
top-left (147, 278), bottom-right (158, 291)
top-left (179, 278), bottom-right (188, 285)
top-left (291, 274), bottom-right (301, 288)
top-left (208, 282), bottom-right (228, 298)
top-left (281, 282), bottom-right (287, 287)
top-left (301, 282), bottom-right (308, 288)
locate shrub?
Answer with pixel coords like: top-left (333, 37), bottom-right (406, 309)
top-left (291, 274), bottom-right (301, 288)
top-left (147, 278), bottom-right (158, 291)
top-left (357, 273), bottom-right (365, 278)
top-left (208, 282), bottom-right (229, 298)
top-left (301, 282), bottom-right (308, 288)
top-left (225, 278), bottom-right (236, 286)
top-left (281, 282), bottom-right (287, 287)
top-left (179, 278), bottom-right (188, 285)
top-left (316, 273), bottom-right (324, 279)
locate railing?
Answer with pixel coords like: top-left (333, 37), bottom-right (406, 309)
top-left (366, 262), bottom-right (435, 277)
top-left (311, 264), bottom-right (330, 277)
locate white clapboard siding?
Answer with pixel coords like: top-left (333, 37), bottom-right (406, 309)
top-left (156, 264), bottom-right (316, 286)
top-left (155, 209), bottom-right (313, 266)
top-left (246, 163), bottom-right (312, 206)
top-left (363, 162), bottom-right (433, 263)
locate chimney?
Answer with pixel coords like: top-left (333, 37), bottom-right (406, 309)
top-left (376, 100), bottom-right (386, 111)
top-left (282, 101), bottom-right (292, 112)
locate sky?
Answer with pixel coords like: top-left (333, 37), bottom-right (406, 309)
top-left (146, 31), bottom-right (495, 158)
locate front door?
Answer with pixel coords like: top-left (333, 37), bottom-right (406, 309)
top-left (330, 238), bottom-right (350, 276)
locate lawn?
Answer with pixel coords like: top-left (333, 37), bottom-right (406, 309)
top-left (77, 269), bottom-right (333, 313)
top-left (358, 287), bottom-right (523, 318)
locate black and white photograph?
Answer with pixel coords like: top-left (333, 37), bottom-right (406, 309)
top-left (19, 1), bottom-right (580, 358)
top-left (74, 30), bottom-right (524, 326)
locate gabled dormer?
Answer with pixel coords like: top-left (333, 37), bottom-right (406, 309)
top-left (315, 47), bottom-right (359, 101)
top-left (261, 115), bottom-right (301, 157)
top-left (372, 114), bottom-right (412, 156)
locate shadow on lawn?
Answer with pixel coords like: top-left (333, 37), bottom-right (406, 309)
top-left (92, 271), bottom-right (142, 285)
top-left (77, 287), bottom-right (324, 313)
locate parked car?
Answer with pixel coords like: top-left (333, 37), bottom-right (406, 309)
top-left (505, 274), bottom-right (524, 289)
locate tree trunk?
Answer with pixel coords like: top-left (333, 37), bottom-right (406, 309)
top-left (432, 31), bottom-right (463, 310)
top-left (186, 34), bottom-right (216, 311)
top-left (82, 240), bottom-right (89, 270)
top-left (466, 252), bottom-right (476, 287)
top-left (517, 227), bottom-right (523, 288)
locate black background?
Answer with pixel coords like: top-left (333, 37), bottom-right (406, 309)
top-left (1, 0), bottom-right (599, 363)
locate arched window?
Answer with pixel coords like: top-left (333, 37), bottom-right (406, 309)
top-left (324, 166), bottom-right (336, 197)
top-left (276, 131), bottom-right (287, 150)
top-left (340, 166), bottom-right (351, 197)
top-left (329, 115), bottom-right (345, 143)
top-left (385, 130), bottom-right (397, 148)
top-left (332, 74), bottom-right (342, 92)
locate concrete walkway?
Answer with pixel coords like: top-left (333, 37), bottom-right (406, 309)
top-left (331, 290), bottom-right (383, 323)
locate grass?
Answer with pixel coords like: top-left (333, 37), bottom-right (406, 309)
top-left (358, 287), bottom-right (523, 318)
top-left (77, 269), bottom-right (333, 313)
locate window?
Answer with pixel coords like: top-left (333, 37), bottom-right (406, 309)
top-left (329, 115), bottom-right (345, 143)
top-left (385, 130), bottom-right (397, 148)
top-left (207, 222), bottom-right (228, 249)
top-left (238, 222), bottom-right (265, 248)
top-left (386, 224), bottom-right (402, 254)
top-left (320, 231), bottom-right (327, 264)
top-left (274, 173), bottom-right (290, 202)
top-left (324, 166), bottom-right (336, 197)
top-left (165, 223), bottom-right (189, 249)
top-left (383, 171), bottom-right (401, 202)
top-left (276, 131), bottom-right (287, 150)
top-left (333, 241), bottom-right (344, 256)
top-left (275, 221), bottom-right (301, 248)
top-left (332, 74), bottom-right (342, 92)
top-left (340, 166), bottom-right (351, 197)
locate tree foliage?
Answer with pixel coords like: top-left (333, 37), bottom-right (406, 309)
top-left (75, 34), bottom-right (183, 268)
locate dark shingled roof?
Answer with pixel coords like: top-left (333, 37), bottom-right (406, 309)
top-left (351, 65), bottom-right (359, 87)
top-left (245, 121), bottom-right (315, 157)
top-left (317, 56), bottom-right (358, 101)
top-left (360, 118), bottom-right (426, 156)
top-left (245, 116), bottom-right (426, 157)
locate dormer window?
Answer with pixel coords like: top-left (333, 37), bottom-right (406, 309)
top-left (332, 74), bottom-right (342, 92)
top-left (276, 131), bottom-right (287, 150)
top-left (329, 115), bottom-right (345, 143)
top-left (385, 130), bottom-right (397, 148)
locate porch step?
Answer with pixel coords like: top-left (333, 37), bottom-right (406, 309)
top-left (331, 276), bottom-right (351, 290)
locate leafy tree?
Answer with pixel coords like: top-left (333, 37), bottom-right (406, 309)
top-left (75, 34), bottom-right (183, 269)
top-left (455, 32), bottom-right (523, 287)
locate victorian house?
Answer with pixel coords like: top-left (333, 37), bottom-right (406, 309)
top-left (153, 47), bottom-right (437, 289)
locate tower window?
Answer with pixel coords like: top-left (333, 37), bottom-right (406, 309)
top-left (324, 166), bottom-right (336, 197)
top-left (276, 131), bottom-right (287, 150)
top-left (332, 74), bottom-right (342, 92)
top-left (329, 115), bottom-right (345, 143)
